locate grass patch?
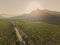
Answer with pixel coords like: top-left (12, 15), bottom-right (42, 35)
top-left (15, 21), bottom-right (60, 45)
top-left (0, 20), bottom-right (16, 45)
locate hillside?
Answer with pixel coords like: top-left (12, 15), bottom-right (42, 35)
top-left (11, 9), bottom-right (60, 25)
top-left (0, 14), bottom-right (5, 19)
top-left (0, 14), bottom-right (12, 19)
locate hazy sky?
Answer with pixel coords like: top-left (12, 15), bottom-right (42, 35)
top-left (0, 0), bottom-right (60, 15)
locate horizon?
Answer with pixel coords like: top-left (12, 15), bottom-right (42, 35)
top-left (0, 0), bottom-right (60, 16)
top-left (0, 9), bottom-right (60, 18)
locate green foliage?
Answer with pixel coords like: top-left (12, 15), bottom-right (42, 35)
top-left (15, 21), bottom-right (60, 45)
top-left (0, 20), bottom-right (16, 45)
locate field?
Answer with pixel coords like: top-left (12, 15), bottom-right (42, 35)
top-left (0, 19), bottom-right (60, 45)
top-left (15, 21), bottom-right (60, 45)
top-left (0, 20), bottom-right (16, 45)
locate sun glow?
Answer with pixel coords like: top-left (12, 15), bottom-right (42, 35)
top-left (25, 1), bottom-right (43, 13)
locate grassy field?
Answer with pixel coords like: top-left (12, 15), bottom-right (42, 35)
top-left (0, 20), bottom-right (16, 45)
top-left (0, 19), bottom-right (60, 45)
top-left (15, 21), bottom-right (60, 45)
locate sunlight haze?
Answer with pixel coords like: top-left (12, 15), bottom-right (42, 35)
top-left (24, 1), bottom-right (43, 14)
top-left (0, 0), bottom-right (60, 16)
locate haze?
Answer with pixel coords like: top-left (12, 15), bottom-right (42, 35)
top-left (0, 0), bottom-right (60, 16)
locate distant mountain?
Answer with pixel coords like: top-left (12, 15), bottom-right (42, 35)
top-left (0, 14), bottom-right (5, 19)
top-left (11, 9), bottom-right (60, 24)
top-left (0, 14), bottom-right (13, 19)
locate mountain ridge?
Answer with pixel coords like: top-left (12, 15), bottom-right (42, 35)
top-left (11, 9), bottom-right (60, 24)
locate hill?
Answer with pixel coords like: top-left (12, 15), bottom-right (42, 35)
top-left (0, 14), bottom-right (12, 19)
top-left (11, 9), bottom-right (60, 25)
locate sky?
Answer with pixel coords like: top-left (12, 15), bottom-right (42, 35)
top-left (0, 0), bottom-right (60, 15)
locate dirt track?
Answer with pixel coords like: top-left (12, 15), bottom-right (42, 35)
top-left (12, 22), bottom-right (36, 45)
